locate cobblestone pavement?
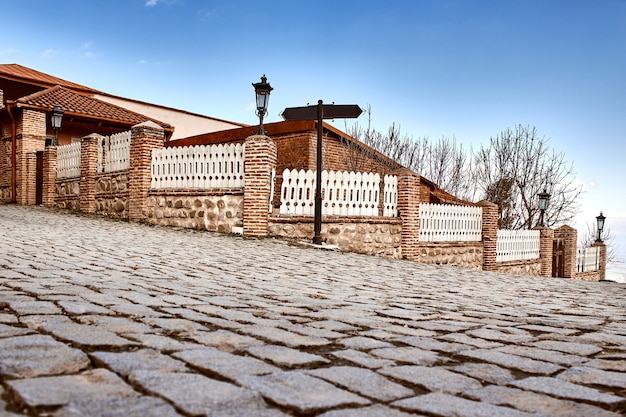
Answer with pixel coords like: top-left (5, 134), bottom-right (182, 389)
top-left (0, 204), bottom-right (625, 417)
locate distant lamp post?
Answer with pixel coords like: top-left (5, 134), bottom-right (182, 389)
top-left (538, 189), bottom-right (550, 227)
top-left (50, 105), bottom-right (64, 146)
top-left (596, 211), bottom-right (606, 243)
top-left (252, 75), bottom-right (273, 135)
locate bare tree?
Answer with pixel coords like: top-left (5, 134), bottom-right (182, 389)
top-left (579, 221), bottom-right (618, 264)
top-left (473, 125), bottom-right (582, 229)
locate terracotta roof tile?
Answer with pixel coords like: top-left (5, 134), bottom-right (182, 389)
top-left (17, 86), bottom-right (173, 131)
top-left (0, 63), bottom-right (99, 94)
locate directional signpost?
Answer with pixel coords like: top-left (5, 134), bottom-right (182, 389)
top-left (281, 101), bottom-right (363, 245)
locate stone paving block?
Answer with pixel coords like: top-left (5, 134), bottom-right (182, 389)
top-left (189, 329), bottom-right (264, 352)
top-left (458, 348), bottom-right (563, 374)
top-left (496, 344), bottom-right (587, 366)
top-left (318, 404), bottom-right (419, 417)
top-left (0, 334), bottom-right (90, 378)
top-left (338, 336), bottom-right (394, 350)
top-left (279, 322), bottom-right (346, 339)
top-left (7, 369), bottom-right (139, 408)
top-left (91, 349), bottom-right (189, 376)
top-left (583, 358), bottom-right (626, 372)
top-left (370, 347), bottom-right (441, 365)
top-left (465, 385), bottom-right (621, 417)
top-left (173, 347), bottom-right (279, 381)
top-left (237, 324), bottom-right (330, 347)
top-left (0, 313), bottom-right (18, 324)
top-left (129, 370), bottom-right (272, 416)
top-left (37, 318), bottom-right (138, 348)
top-left (511, 376), bottom-right (624, 405)
top-left (530, 339), bottom-right (603, 356)
top-left (380, 365), bottom-right (482, 394)
top-left (436, 332), bottom-right (504, 349)
top-left (577, 331), bottom-right (626, 349)
top-left (392, 392), bottom-right (534, 417)
top-left (308, 319), bottom-right (359, 332)
top-left (307, 366), bottom-right (414, 401)
top-left (8, 300), bottom-right (61, 315)
top-left (141, 317), bottom-right (208, 335)
top-left (124, 333), bottom-right (202, 352)
top-left (466, 327), bottom-right (533, 343)
top-left (448, 362), bottom-right (516, 385)
top-left (239, 371), bottom-right (371, 414)
top-left (396, 336), bottom-right (471, 353)
top-left (108, 302), bottom-right (162, 317)
top-left (557, 365), bottom-right (626, 388)
top-left (247, 344), bottom-right (330, 367)
top-left (76, 314), bottom-right (154, 334)
top-left (516, 324), bottom-right (580, 336)
top-left (0, 323), bottom-right (33, 338)
top-left (57, 300), bottom-right (112, 315)
top-left (53, 396), bottom-right (183, 417)
top-left (331, 349), bottom-right (396, 369)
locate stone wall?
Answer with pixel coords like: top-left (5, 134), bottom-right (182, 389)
top-left (574, 271), bottom-right (602, 282)
top-left (94, 172), bottom-right (129, 219)
top-left (55, 178), bottom-right (80, 210)
top-left (417, 243), bottom-right (483, 269)
top-left (269, 216), bottom-right (402, 258)
top-left (494, 259), bottom-right (542, 277)
top-left (146, 192), bottom-right (244, 233)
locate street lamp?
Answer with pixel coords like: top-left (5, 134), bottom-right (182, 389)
top-left (596, 211), bottom-right (606, 243)
top-left (538, 189), bottom-right (550, 227)
top-left (50, 104), bottom-right (64, 146)
top-left (252, 75), bottom-right (273, 135)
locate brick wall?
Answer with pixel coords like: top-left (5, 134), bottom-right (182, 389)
top-left (243, 134), bottom-right (277, 237)
top-left (554, 225), bottom-right (577, 279)
top-left (79, 134), bottom-right (102, 214)
top-left (16, 109), bottom-right (46, 205)
top-left (395, 169), bottom-right (421, 261)
top-left (42, 146), bottom-right (57, 207)
top-left (128, 121), bottom-right (165, 222)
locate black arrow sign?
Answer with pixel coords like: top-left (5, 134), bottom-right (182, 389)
top-left (281, 104), bottom-right (362, 121)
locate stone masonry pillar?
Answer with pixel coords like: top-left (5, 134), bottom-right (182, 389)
top-left (41, 146), bottom-right (57, 207)
top-left (593, 241), bottom-right (607, 280)
top-left (128, 121), bottom-right (164, 222)
top-left (243, 135), bottom-right (277, 238)
top-left (555, 225), bottom-right (577, 279)
top-left (79, 134), bottom-right (103, 214)
top-left (395, 168), bottom-right (421, 261)
top-left (477, 200), bottom-right (498, 272)
top-left (535, 226), bottom-right (554, 277)
top-left (17, 109), bottom-right (46, 205)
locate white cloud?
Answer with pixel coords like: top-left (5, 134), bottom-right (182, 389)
top-left (145, 0), bottom-right (158, 6)
top-left (41, 49), bottom-right (58, 58)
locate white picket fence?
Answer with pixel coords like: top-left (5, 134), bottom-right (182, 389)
top-left (419, 203), bottom-right (482, 242)
top-left (279, 169), bottom-right (396, 217)
top-left (577, 246), bottom-right (600, 272)
top-left (56, 142), bottom-right (82, 179)
top-left (496, 229), bottom-right (540, 262)
top-left (98, 131), bottom-right (131, 173)
top-left (151, 143), bottom-right (245, 190)
top-left (383, 174), bottom-right (398, 217)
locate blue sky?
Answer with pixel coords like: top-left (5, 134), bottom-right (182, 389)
top-left (3, 0), bottom-right (625, 279)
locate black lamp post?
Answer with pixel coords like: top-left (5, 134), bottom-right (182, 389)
top-left (596, 211), bottom-right (606, 243)
top-left (252, 75), bottom-right (273, 135)
top-left (50, 104), bottom-right (64, 146)
top-left (538, 188), bottom-right (550, 227)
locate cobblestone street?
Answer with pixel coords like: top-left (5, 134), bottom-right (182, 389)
top-left (0, 204), bottom-right (624, 416)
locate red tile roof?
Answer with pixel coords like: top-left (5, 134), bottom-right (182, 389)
top-left (17, 86), bottom-right (173, 131)
top-left (0, 63), bottom-right (99, 94)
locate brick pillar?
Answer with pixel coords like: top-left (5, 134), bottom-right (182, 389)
top-left (80, 134), bottom-right (102, 214)
top-left (128, 121), bottom-right (164, 222)
top-left (243, 134), bottom-right (277, 238)
top-left (477, 200), bottom-right (498, 271)
top-left (535, 226), bottom-right (554, 277)
top-left (16, 109), bottom-right (46, 205)
top-left (41, 146), bottom-right (57, 207)
top-left (555, 225), bottom-right (577, 279)
top-left (395, 168), bottom-right (421, 261)
top-left (593, 241), bottom-right (607, 280)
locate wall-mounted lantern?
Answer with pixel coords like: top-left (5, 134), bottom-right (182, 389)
top-left (538, 189), bottom-right (550, 227)
top-left (50, 104), bottom-right (64, 146)
top-left (252, 75), bottom-right (273, 135)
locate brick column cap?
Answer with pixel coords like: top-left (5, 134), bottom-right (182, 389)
top-left (132, 120), bottom-right (164, 131)
top-left (475, 199), bottom-right (497, 208)
top-left (391, 167), bottom-right (419, 177)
